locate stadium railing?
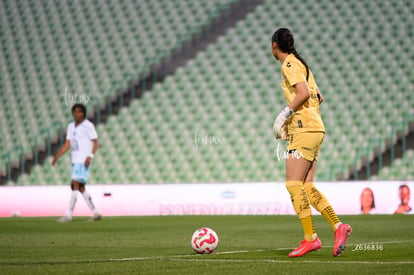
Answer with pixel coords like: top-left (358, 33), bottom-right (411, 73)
top-left (351, 113), bottom-right (414, 180)
top-left (0, 1), bottom-right (243, 185)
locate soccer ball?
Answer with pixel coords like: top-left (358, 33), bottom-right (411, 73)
top-left (191, 227), bottom-right (219, 254)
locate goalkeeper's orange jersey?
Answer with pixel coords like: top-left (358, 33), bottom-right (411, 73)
top-left (280, 53), bottom-right (325, 134)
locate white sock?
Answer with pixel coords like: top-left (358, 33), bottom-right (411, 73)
top-left (82, 190), bottom-right (100, 215)
top-left (335, 222), bottom-right (343, 230)
top-left (66, 190), bottom-right (79, 217)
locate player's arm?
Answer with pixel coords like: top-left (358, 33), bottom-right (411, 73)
top-left (84, 139), bottom-right (99, 167)
top-left (289, 81), bottom-right (311, 111)
top-left (52, 139), bottom-right (70, 166)
top-left (273, 81), bottom-right (310, 140)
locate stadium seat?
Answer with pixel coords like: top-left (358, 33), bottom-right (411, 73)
top-left (3, 0), bottom-right (414, 184)
top-left (0, 0), bottom-right (238, 166)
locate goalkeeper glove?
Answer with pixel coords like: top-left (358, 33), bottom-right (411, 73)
top-left (273, 106), bottom-right (294, 140)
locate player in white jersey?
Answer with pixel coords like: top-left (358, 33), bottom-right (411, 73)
top-left (52, 103), bottom-right (102, 222)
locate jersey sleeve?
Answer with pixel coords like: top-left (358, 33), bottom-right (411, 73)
top-left (88, 124), bottom-right (98, 140)
top-left (282, 59), bottom-right (307, 87)
top-left (66, 124), bottom-right (72, 140)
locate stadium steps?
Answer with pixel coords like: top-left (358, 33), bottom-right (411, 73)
top-left (94, 0), bottom-right (265, 124)
top-left (350, 114), bottom-right (414, 180)
top-left (371, 149), bottom-right (414, 181)
top-left (0, 0), bottom-right (265, 185)
top-left (3, 0), bottom-right (413, 185)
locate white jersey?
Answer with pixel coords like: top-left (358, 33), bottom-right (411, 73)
top-left (66, 119), bottom-right (98, 163)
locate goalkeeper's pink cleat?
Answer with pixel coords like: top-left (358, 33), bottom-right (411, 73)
top-left (289, 237), bottom-right (322, 257)
top-left (333, 224), bottom-right (352, 256)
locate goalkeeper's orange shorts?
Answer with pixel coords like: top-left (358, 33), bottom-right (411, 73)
top-left (287, 132), bottom-right (324, 161)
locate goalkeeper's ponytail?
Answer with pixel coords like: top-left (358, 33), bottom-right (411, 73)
top-left (291, 49), bottom-right (309, 81)
top-left (272, 28), bottom-right (309, 81)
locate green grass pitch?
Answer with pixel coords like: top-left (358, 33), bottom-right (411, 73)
top-left (1, 215), bottom-right (413, 274)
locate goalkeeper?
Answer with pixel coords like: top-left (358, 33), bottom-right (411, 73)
top-left (271, 28), bottom-right (352, 257)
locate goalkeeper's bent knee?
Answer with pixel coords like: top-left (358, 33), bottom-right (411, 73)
top-left (303, 182), bottom-right (331, 213)
top-left (286, 180), bottom-right (311, 219)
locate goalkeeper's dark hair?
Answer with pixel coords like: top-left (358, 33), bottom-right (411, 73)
top-left (72, 103), bottom-right (87, 119)
top-left (272, 28), bottom-right (309, 80)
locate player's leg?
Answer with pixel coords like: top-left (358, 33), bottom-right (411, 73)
top-left (303, 160), bottom-right (352, 256)
top-left (286, 155), bottom-right (321, 257)
top-left (286, 132), bottom-right (327, 257)
top-left (286, 156), bottom-right (316, 243)
top-left (57, 180), bottom-right (80, 222)
top-left (303, 161), bottom-right (339, 229)
top-left (68, 180), bottom-right (81, 218)
top-left (79, 183), bottom-right (102, 221)
top-left (76, 164), bottom-right (102, 221)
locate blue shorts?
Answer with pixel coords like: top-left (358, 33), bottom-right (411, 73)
top-left (71, 163), bottom-right (90, 183)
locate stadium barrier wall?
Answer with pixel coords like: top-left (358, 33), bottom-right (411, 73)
top-left (0, 181), bottom-right (412, 217)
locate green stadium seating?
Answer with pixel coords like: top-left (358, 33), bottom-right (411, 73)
top-left (372, 150), bottom-right (414, 181)
top-left (2, 0), bottom-right (414, 184)
top-left (0, 0), bottom-right (238, 167)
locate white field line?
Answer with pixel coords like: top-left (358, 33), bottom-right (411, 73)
top-left (163, 258), bottom-right (414, 265)
top-left (213, 239), bottom-right (414, 255)
top-left (108, 239), bottom-right (414, 264)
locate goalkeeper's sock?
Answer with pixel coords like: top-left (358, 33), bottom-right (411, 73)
top-left (286, 181), bottom-right (312, 219)
top-left (67, 190), bottom-right (78, 217)
top-left (300, 215), bottom-right (317, 241)
top-left (304, 182), bottom-right (341, 231)
top-left (303, 182), bottom-right (331, 213)
top-left (286, 181), bottom-right (315, 240)
top-left (322, 206), bottom-right (342, 231)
